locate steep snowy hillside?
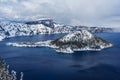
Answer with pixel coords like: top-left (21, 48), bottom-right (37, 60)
top-left (51, 30), bottom-right (112, 53)
top-left (0, 19), bottom-right (113, 41)
top-left (0, 20), bottom-right (53, 41)
top-left (7, 30), bottom-right (112, 53)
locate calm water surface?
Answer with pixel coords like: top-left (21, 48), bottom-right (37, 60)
top-left (0, 33), bottom-right (120, 80)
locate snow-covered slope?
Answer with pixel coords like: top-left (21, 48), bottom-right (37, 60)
top-left (7, 30), bottom-right (112, 53)
top-left (51, 30), bottom-right (112, 53)
top-left (58, 30), bottom-right (93, 42)
top-left (0, 19), bottom-right (113, 41)
top-left (0, 20), bottom-right (53, 41)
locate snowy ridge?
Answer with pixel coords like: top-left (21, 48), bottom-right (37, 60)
top-left (0, 20), bottom-right (53, 41)
top-left (7, 30), bottom-right (113, 53)
top-left (0, 19), bottom-right (113, 41)
top-left (59, 30), bottom-right (93, 42)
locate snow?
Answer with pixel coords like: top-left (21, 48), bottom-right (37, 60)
top-left (1, 19), bottom-right (113, 53)
top-left (59, 30), bottom-right (93, 42)
top-left (0, 36), bottom-right (4, 41)
top-left (6, 29), bottom-right (113, 53)
top-left (7, 39), bottom-right (113, 54)
top-left (7, 40), bottom-right (52, 47)
top-left (0, 21), bottom-right (54, 41)
top-left (32, 18), bottom-right (52, 21)
top-left (0, 19), bottom-right (113, 43)
top-left (0, 56), bottom-right (23, 80)
top-left (7, 41), bottom-right (112, 53)
top-left (56, 47), bottom-right (74, 53)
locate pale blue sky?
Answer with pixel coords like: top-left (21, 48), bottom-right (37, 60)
top-left (0, 0), bottom-right (120, 27)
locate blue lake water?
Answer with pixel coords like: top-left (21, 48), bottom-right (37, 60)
top-left (0, 33), bottom-right (120, 80)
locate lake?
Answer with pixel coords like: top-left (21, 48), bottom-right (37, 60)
top-left (0, 33), bottom-right (120, 80)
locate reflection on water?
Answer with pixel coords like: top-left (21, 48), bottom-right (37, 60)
top-left (70, 52), bottom-right (101, 70)
top-left (0, 33), bottom-right (120, 80)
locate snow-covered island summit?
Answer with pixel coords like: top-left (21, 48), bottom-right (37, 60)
top-left (7, 30), bottom-right (113, 53)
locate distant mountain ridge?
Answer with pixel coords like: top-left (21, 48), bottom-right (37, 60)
top-left (24, 19), bottom-right (113, 33)
top-left (0, 18), bottom-right (113, 41)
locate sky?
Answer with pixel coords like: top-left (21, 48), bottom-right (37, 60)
top-left (0, 0), bottom-right (120, 28)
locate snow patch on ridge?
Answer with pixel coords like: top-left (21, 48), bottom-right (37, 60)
top-left (59, 30), bottom-right (93, 42)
